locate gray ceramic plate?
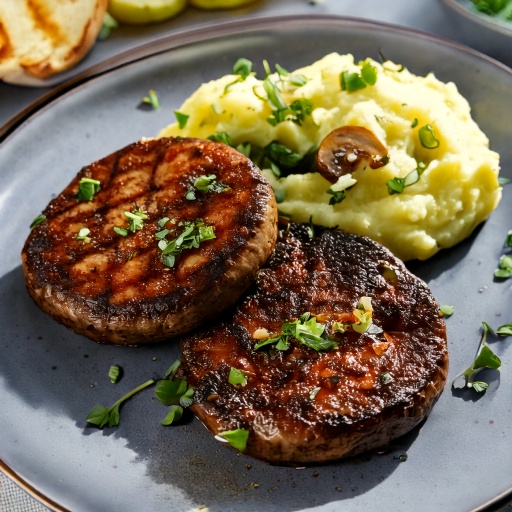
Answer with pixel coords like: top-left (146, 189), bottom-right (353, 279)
top-left (1, 15), bottom-right (511, 512)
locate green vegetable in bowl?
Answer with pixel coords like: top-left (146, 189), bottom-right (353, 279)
top-left (471, 0), bottom-right (512, 20)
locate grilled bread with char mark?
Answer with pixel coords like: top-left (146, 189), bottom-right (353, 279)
top-left (0, 0), bottom-right (107, 84)
top-left (180, 223), bottom-right (448, 464)
top-left (22, 137), bottom-right (277, 345)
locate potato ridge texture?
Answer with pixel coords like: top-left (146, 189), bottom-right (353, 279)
top-left (22, 137), bottom-right (277, 344)
top-left (180, 223), bottom-right (448, 464)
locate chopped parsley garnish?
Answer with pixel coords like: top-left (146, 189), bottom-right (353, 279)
top-left (272, 62), bottom-right (309, 87)
top-left (108, 365), bottom-right (122, 384)
top-left (208, 131), bottom-right (234, 146)
top-left (30, 214), bottom-right (46, 229)
top-left (452, 322), bottom-right (502, 393)
top-left (340, 71), bottom-right (367, 92)
top-left (165, 359), bottom-right (181, 379)
top-left (218, 429), bottom-right (249, 452)
top-left (386, 161), bottom-right (426, 195)
top-left (287, 98), bottom-right (314, 126)
top-left (306, 215), bottom-right (315, 239)
top-left (207, 132), bottom-right (310, 178)
top-left (418, 124), bottom-right (440, 149)
top-left (186, 174), bottom-right (230, 200)
top-left (288, 73), bottom-right (309, 87)
top-left (352, 297), bottom-right (375, 334)
top-left (379, 263), bottom-right (398, 281)
top-left (77, 177), bottom-right (101, 202)
top-left (98, 11), bottom-right (119, 40)
top-left (494, 230), bottom-right (512, 279)
top-left (251, 60), bottom-right (313, 126)
top-left (263, 78), bottom-right (311, 126)
top-left (126, 210), bottom-right (147, 231)
top-left (193, 174), bottom-right (217, 191)
top-left (233, 57), bottom-right (253, 79)
top-left (359, 60), bottom-right (378, 85)
top-left (495, 255), bottom-right (512, 278)
top-left (141, 89), bottom-right (159, 110)
top-left (254, 312), bottom-right (338, 352)
top-left (379, 372), bottom-right (394, 385)
top-left (340, 59), bottom-right (378, 92)
top-left (234, 141), bottom-right (251, 158)
top-left (331, 321), bottom-right (348, 334)
top-left (174, 110), bottom-right (189, 129)
top-left (86, 379), bottom-right (155, 428)
top-left (224, 57), bottom-right (254, 93)
top-left (439, 305), bottom-right (454, 317)
top-left (265, 140), bottom-right (303, 169)
top-left (386, 177), bottom-right (406, 195)
top-left (333, 297), bottom-right (380, 334)
top-left (471, 0), bottom-right (512, 19)
top-left (114, 209), bottom-right (148, 236)
top-left (228, 367), bottom-right (248, 387)
top-left (326, 175), bottom-right (357, 206)
top-left (76, 227), bottom-right (91, 243)
top-left (157, 218), bottom-right (215, 268)
top-left (161, 405), bottom-right (184, 425)
top-left (496, 323), bottom-right (512, 336)
top-left (86, 359), bottom-right (193, 429)
top-left (255, 299), bottom-right (378, 351)
top-left (113, 227), bottom-right (128, 237)
top-left (327, 188), bottom-right (346, 205)
top-left (178, 388), bottom-right (194, 409)
top-left (155, 376), bottom-right (192, 407)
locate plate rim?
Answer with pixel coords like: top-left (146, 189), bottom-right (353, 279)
top-left (2, 12), bottom-right (512, 143)
top-left (0, 461), bottom-right (67, 512)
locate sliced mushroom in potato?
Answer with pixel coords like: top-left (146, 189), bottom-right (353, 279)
top-left (316, 126), bottom-right (389, 183)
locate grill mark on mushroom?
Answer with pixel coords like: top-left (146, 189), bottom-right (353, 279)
top-left (22, 137), bottom-right (278, 345)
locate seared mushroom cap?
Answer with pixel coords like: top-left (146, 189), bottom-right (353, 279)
top-left (316, 126), bottom-right (389, 183)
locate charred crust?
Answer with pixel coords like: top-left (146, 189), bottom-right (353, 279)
top-left (180, 223), bottom-right (448, 463)
top-left (22, 137), bottom-right (278, 344)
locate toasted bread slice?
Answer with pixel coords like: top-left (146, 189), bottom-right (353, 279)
top-left (0, 0), bottom-right (107, 84)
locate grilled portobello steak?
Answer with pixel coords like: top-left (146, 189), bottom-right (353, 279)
top-left (180, 223), bottom-right (448, 464)
top-left (22, 137), bottom-right (277, 345)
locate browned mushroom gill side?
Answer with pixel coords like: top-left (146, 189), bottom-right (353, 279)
top-left (316, 126), bottom-right (389, 183)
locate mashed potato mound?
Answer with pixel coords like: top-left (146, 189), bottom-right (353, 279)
top-left (159, 53), bottom-right (501, 261)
